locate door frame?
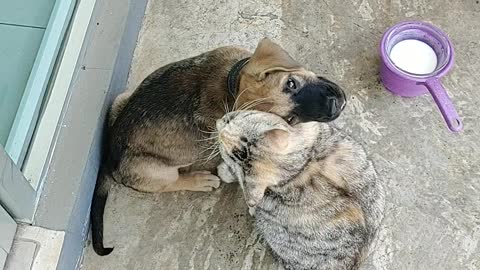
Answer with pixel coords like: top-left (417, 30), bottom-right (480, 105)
top-left (0, 147), bottom-right (35, 222)
top-left (0, 205), bottom-right (17, 269)
top-left (0, 146), bottom-right (32, 269)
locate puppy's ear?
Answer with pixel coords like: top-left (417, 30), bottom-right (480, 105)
top-left (245, 38), bottom-right (302, 81)
top-left (263, 127), bottom-right (290, 153)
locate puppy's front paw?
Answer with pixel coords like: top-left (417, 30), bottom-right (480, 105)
top-left (217, 162), bottom-right (237, 183)
top-left (185, 171), bottom-right (221, 192)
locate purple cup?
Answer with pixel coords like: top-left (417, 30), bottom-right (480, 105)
top-left (379, 21), bottom-right (462, 132)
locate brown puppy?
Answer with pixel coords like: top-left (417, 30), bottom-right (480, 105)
top-left (91, 38), bottom-right (346, 255)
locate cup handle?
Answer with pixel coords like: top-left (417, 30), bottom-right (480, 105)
top-left (423, 78), bottom-right (463, 132)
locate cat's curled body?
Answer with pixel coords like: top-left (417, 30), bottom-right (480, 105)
top-left (216, 111), bottom-right (385, 270)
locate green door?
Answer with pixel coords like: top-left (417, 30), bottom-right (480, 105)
top-left (0, 0), bottom-right (76, 165)
top-left (0, 0), bottom-right (56, 144)
top-left (0, 25), bottom-right (45, 145)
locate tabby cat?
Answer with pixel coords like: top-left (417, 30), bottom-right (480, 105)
top-left (216, 111), bottom-right (385, 270)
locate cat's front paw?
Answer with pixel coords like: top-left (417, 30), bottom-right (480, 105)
top-left (217, 162), bottom-right (237, 183)
top-left (248, 206), bottom-right (256, 217)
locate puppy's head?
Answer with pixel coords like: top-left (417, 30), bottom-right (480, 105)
top-left (237, 38), bottom-right (346, 124)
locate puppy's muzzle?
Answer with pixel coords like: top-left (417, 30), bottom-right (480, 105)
top-left (292, 77), bottom-right (346, 122)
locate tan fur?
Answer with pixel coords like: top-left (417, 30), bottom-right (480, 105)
top-left (335, 206), bottom-right (365, 224)
top-left (247, 158), bottom-right (281, 205)
top-left (319, 141), bottom-right (367, 194)
top-left (234, 40), bottom-right (319, 117)
top-left (242, 38), bottom-right (302, 80)
top-left (319, 143), bottom-right (352, 191)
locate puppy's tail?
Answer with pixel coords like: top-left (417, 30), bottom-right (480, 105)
top-left (91, 168), bottom-right (114, 256)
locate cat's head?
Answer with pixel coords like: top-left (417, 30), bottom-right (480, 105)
top-left (216, 110), bottom-right (312, 207)
top-left (236, 38), bottom-right (346, 124)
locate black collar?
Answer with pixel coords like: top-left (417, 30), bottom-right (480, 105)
top-left (227, 57), bottom-right (250, 98)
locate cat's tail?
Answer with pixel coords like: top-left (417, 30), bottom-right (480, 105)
top-left (91, 168), bottom-right (115, 256)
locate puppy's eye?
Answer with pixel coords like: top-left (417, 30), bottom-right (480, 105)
top-left (240, 136), bottom-right (248, 143)
top-left (286, 78), bottom-right (297, 91)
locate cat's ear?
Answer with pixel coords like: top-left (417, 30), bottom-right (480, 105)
top-left (245, 38), bottom-right (302, 81)
top-left (264, 127), bottom-right (290, 153)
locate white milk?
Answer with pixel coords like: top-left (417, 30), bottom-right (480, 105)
top-left (389, 39), bottom-right (438, 75)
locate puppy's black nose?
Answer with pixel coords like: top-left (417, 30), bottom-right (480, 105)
top-left (292, 78), bottom-right (346, 122)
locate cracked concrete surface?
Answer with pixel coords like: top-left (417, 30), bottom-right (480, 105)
top-left (81, 0), bottom-right (480, 269)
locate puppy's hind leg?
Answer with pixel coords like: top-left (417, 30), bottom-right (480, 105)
top-left (121, 156), bottom-right (220, 193)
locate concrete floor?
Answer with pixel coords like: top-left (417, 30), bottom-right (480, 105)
top-left (81, 0), bottom-right (480, 269)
